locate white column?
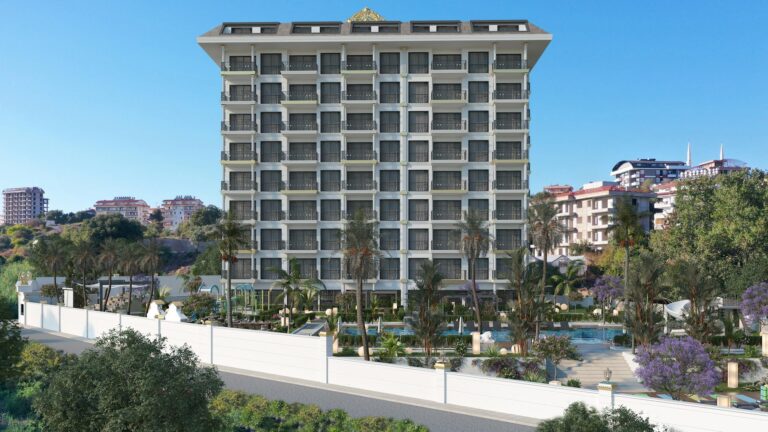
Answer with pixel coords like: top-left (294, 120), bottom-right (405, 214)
top-left (597, 382), bottom-right (615, 411)
top-left (434, 360), bottom-right (448, 404)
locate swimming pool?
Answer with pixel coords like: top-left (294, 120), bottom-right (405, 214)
top-left (340, 326), bottom-right (625, 343)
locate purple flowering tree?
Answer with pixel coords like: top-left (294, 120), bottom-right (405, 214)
top-left (740, 282), bottom-right (768, 327)
top-left (592, 275), bottom-right (624, 323)
top-left (635, 336), bottom-right (719, 400)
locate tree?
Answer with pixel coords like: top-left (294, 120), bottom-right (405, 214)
top-left (0, 318), bottom-right (24, 385)
top-left (537, 402), bottom-right (659, 432)
top-left (28, 234), bottom-right (71, 303)
top-left (119, 242), bottom-right (144, 315)
top-left (551, 260), bottom-right (584, 297)
top-left (70, 240), bottom-right (96, 307)
top-left (634, 336), bottom-right (719, 400)
top-left (625, 250), bottom-right (666, 348)
top-left (82, 213), bottom-right (144, 244)
top-left (98, 238), bottom-right (122, 310)
top-left (35, 329), bottom-right (223, 431)
top-left (378, 333), bottom-right (406, 363)
top-left (413, 260), bottom-right (444, 364)
top-left (456, 210), bottom-right (491, 334)
top-left (592, 275), bottom-right (624, 324)
top-left (505, 248), bottom-right (543, 356)
top-left (740, 282), bottom-right (768, 326)
top-left (666, 258), bottom-right (721, 342)
top-left (528, 192), bottom-right (566, 337)
top-left (340, 210), bottom-right (380, 361)
top-left (532, 335), bottom-right (581, 380)
top-left (140, 238), bottom-right (164, 314)
top-left (271, 257), bottom-right (324, 333)
top-left (607, 197), bottom-right (648, 313)
top-left (214, 214), bottom-right (248, 327)
top-left (190, 205), bottom-right (223, 227)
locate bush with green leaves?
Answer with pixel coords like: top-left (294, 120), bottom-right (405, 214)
top-left (566, 378), bottom-right (582, 388)
top-left (378, 333), bottom-right (406, 363)
top-left (537, 402), bottom-right (661, 432)
top-left (181, 292), bottom-right (217, 318)
top-left (0, 319), bottom-right (24, 385)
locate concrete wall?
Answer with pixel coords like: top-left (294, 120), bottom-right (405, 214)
top-left (18, 300), bottom-right (768, 432)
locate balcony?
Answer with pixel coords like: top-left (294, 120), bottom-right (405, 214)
top-left (493, 149), bottom-right (529, 164)
top-left (281, 91), bottom-right (318, 106)
top-left (345, 209), bottom-right (377, 220)
top-left (220, 61), bottom-right (257, 75)
top-left (341, 60), bottom-right (377, 74)
top-left (409, 240), bottom-right (429, 251)
top-left (221, 91), bottom-right (257, 104)
top-left (431, 149), bottom-right (466, 165)
top-left (261, 181), bottom-right (285, 193)
top-left (288, 240), bottom-right (318, 252)
top-left (342, 120), bottom-right (377, 135)
top-left (342, 90), bottom-right (377, 104)
top-left (431, 119), bottom-right (467, 136)
top-left (231, 211), bottom-right (257, 222)
top-left (493, 119), bottom-right (529, 133)
top-left (344, 180), bottom-right (377, 193)
top-left (469, 180), bottom-right (490, 192)
top-left (321, 210), bottom-right (341, 221)
top-left (408, 122), bottom-right (430, 134)
top-left (285, 150), bottom-right (319, 165)
top-left (431, 180), bottom-right (467, 194)
top-left (281, 61), bottom-right (318, 78)
top-left (221, 121), bottom-right (257, 134)
top-left (261, 210), bottom-right (286, 221)
top-left (431, 59), bottom-right (467, 77)
top-left (431, 210), bottom-right (462, 221)
top-left (494, 209), bottom-right (525, 221)
top-left (380, 210), bottom-right (400, 221)
top-left (432, 239), bottom-right (460, 251)
top-left (288, 210), bottom-right (318, 221)
top-left (493, 179), bottom-right (529, 193)
top-left (221, 180), bottom-right (258, 192)
top-left (282, 121), bottom-right (319, 137)
top-left (431, 89), bottom-right (466, 106)
top-left (492, 89), bottom-right (530, 105)
top-left (343, 150), bottom-right (377, 165)
top-left (221, 151), bottom-right (257, 164)
top-left (261, 239), bottom-right (286, 250)
top-left (492, 59), bottom-right (529, 73)
top-left (283, 181), bottom-right (319, 195)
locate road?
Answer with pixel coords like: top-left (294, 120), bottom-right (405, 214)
top-left (22, 328), bottom-right (538, 432)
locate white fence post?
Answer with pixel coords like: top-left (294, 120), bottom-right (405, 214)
top-left (23, 300), bottom-right (28, 326)
top-left (85, 308), bottom-right (90, 339)
top-left (319, 331), bottom-right (333, 384)
top-left (57, 304), bottom-right (62, 332)
top-left (597, 382), bottom-right (615, 411)
top-left (434, 361), bottom-right (448, 404)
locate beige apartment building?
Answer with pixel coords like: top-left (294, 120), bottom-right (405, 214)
top-left (94, 197), bottom-right (151, 224)
top-left (160, 196), bottom-right (205, 230)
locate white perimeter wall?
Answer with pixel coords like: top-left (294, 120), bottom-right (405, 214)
top-left (18, 301), bottom-right (768, 432)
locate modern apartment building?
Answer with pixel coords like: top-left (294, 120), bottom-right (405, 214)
top-left (94, 197), bottom-right (151, 224)
top-left (198, 9), bottom-right (551, 306)
top-left (1, 187), bottom-right (49, 225)
top-left (610, 159), bottom-right (688, 189)
top-left (542, 181), bottom-right (654, 255)
top-left (160, 196), bottom-right (205, 230)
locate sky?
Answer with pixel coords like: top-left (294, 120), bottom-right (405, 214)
top-left (0, 0), bottom-right (766, 212)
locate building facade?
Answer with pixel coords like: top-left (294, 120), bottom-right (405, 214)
top-left (542, 181), bottom-right (654, 255)
top-left (94, 197), bottom-right (151, 224)
top-left (160, 196), bottom-right (205, 230)
top-left (1, 187), bottom-right (49, 225)
top-left (198, 12), bottom-right (551, 305)
top-left (610, 159), bottom-right (688, 189)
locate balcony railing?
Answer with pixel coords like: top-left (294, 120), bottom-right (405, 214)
top-left (431, 119), bottom-right (466, 131)
top-left (380, 210), bottom-right (400, 221)
top-left (260, 123), bottom-right (283, 133)
top-left (380, 181), bottom-right (400, 192)
top-left (380, 93), bottom-right (400, 104)
top-left (493, 149), bottom-right (529, 160)
top-left (221, 121), bottom-right (257, 132)
top-left (283, 121), bottom-right (319, 132)
top-left (223, 268), bottom-right (255, 280)
top-left (260, 94), bottom-right (284, 104)
top-left (409, 210), bottom-right (429, 221)
top-left (431, 149), bottom-right (465, 161)
top-left (261, 210), bottom-right (285, 221)
top-left (221, 180), bottom-right (258, 191)
top-left (221, 91), bottom-right (257, 102)
top-left (260, 152), bottom-right (284, 162)
top-left (409, 181), bottom-right (429, 192)
top-left (380, 122), bottom-right (400, 133)
top-left (380, 240), bottom-right (400, 250)
top-left (493, 119), bottom-right (529, 130)
top-left (492, 89), bottom-right (530, 100)
top-left (343, 120), bottom-right (377, 131)
top-left (431, 89), bottom-right (466, 101)
top-left (342, 90), bottom-right (377, 101)
top-left (469, 181), bottom-right (489, 191)
top-left (492, 59), bottom-right (528, 70)
top-left (345, 210), bottom-right (377, 220)
top-left (221, 151), bottom-right (256, 161)
top-left (408, 122), bottom-right (430, 133)
top-left (284, 61), bottom-right (318, 72)
top-left (231, 211), bottom-right (257, 221)
top-left (321, 210), bottom-right (341, 221)
top-left (342, 60), bottom-right (377, 71)
top-left (380, 151), bottom-right (400, 162)
top-left (431, 180), bottom-right (466, 191)
top-left (320, 151), bottom-right (341, 162)
top-left (288, 240), bottom-right (318, 251)
top-left (468, 122), bottom-right (490, 133)
top-left (495, 241), bottom-right (523, 251)
top-left (469, 150), bottom-right (490, 162)
top-left (287, 181), bottom-right (318, 191)
top-left (261, 239), bottom-right (286, 250)
top-left (469, 209), bottom-right (489, 220)
top-left (409, 94), bottom-right (430, 104)
top-left (431, 210), bottom-right (462, 220)
top-left (409, 241), bottom-right (429, 250)
top-left (287, 151), bottom-right (319, 161)
top-left (494, 209), bottom-right (524, 220)
top-left (345, 180), bottom-right (377, 191)
top-left (431, 59), bottom-right (467, 70)
top-left (321, 181), bottom-right (341, 191)
top-left (288, 211), bottom-right (318, 221)
top-left (344, 150), bottom-right (377, 161)
top-left (221, 62), bottom-right (257, 72)
top-left (282, 91), bottom-right (318, 102)
top-left (493, 180), bottom-right (529, 190)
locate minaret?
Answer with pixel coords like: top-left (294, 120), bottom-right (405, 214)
top-left (719, 144), bottom-right (724, 160)
top-left (686, 142), bottom-right (692, 166)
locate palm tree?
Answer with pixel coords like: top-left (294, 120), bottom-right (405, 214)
top-left (340, 209), bottom-right (380, 361)
top-left (550, 260), bottom-right (584, 298)
top-left (98, 238), bottom-right (122, 311)
top-left (456, 210), bottom-right (490, 334)
top-left (140, 238), bottom-right (164, 315)
top-left (505, 248), bottom-right (542, 356)
top-left (666, 258), bottom-right (720, 343)
top-left (271, 257), bottom-right (324, 333)
top-left (70, 240), bottom-right (96, 308)
top-left (119, 242), bottom-right (143, 316)
top-left (527, 192), bottom-right (566, 337)
top-left (29, 235), bottom-right (70, 303)
top-left (626, 250), bottom-right (666, 349)
top-left (214, 214), bottom-right (249, 327)
top-left (607, 197), bottom-right (648, 303)
top-left (414, 260), bottom-right (444, 363)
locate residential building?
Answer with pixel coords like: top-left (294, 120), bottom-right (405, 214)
top-left (651, 181), bottom-right (677, 229)
top-left (2, 187), bottom-right (49, 225)
top-left (198, 9), bottom-right (551, 306)
top-left (541, 181), bottom-right (654, 255)
top-left (610, 159), bottom-right (687, 189)
top-left (160, 196), bottom-right (205, 230)
top-left (94, 197), bottom-right (151, 224)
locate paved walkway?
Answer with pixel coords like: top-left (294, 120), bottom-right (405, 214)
top-left (559, 343), bottom-right (648, 392)
top-left (22, 328), bottom-right (538, 432)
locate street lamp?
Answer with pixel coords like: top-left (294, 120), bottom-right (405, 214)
top-left (604, 367), bottom-right (612, 383)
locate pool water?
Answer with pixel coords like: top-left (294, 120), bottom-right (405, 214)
top-left (341, 326), bottom-right (624, 343)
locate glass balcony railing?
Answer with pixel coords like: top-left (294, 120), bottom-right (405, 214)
top-left (431, 149), bottom-right (465, 161)
top-left (431, 119), bottom-right (466, 131)
top-left (343, 120), bottom-right (377, 131)
top-left (493, 89), bottom-right (530, 100)
top-left (288, 211), bottom-right (318, 221)
top-left (221, 121), bottom-right (257, 132)
top-left (431, 180), bottom-right (466, 191)
top-left (342, 90), bottom-right (377, 101)
top-left (221, 91), bottom-right (257, 102)
top-left (287, 151), bottom-right (318, 161)
top-left (283, 121), bottom-right (318, 132)
top-left (431, 59), bottom-right (467, 71)
top-left (284, 61), bottom-right (318, 72)
top-left (220, 62), bottom-right (257, 72)
top-left (282, 91), bottom-right (318, 102)
top-left (431, 210), bottom-right (461, 220)
top-left (344, 150), bottom-right (376, 161)
top-left (287, 181), bottom-right (318, 191)
top-left (221, 180), bottom-right (258, 191)
top-left (344, 180), bottom-right (377, 191)
top-left (493, 119), bottom-right (529, 130)
top-left (492, 59), bottom-right (527, 70)
top-left (342, 60), bottom-right (377, 71)
top-left (221, 151), bottom-right (256, 161)
top-left (493, 180), bottom-right (529, 190)
top-left (431, 89), bottom-right (466, 101)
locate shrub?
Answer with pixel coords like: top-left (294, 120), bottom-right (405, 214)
top-left (181, 293), bottom-right (216, 318)
top-left (537, 402), bottom-right (659, 432)
top-left (613, 334), bottom-right (630, 347)
top-left (476, 357), bottom-right (520, 379)
top-left (454, 338), bottom-right (468, 357)
top-left (566, 378), bottom-right (582, 388)
top-left (635, 336), bottom-right (719, 400)
top-left (744, 345), bottom-right (760, 358)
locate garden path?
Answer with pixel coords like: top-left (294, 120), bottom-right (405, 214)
top-left (558, 343), bottom-right (649, 392)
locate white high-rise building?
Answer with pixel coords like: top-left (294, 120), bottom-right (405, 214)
top-left (198, 9), bottom-right (551, 306)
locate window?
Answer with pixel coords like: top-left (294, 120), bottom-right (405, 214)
top-left (321, 111), bottom-right (341, 133)
top-left (380, 199), bottom-right (400, 221)
top-left (288, 171), bottom-right (317, 190)
top-left (468, 52), bottom-right (489, 73)
top-left (261, 229), bottom-right (282, 250)
top-left (434, 258), bottom-right (461, 278)
top-left (288, 55), bottom-right (316, 71)
top-left (289, 142), bottom-right (316, 161)
top-left (321, 140), bottom-right (340, 162)
top-left (346, 171), bottom-right (373, 190)
top-left (408, 52), bottom-right (429, 74)
top-left (260, 141), bottom-right (281, 162)
top-left (380, 82), bottom-right (400, 103)
top-left (321, 82), bottom-right (340, 103)
top-left (432, 83), bottom-right (461, 101)
top-left (228, 113), bottom-right (252, 131)
top-left (468, 81), bottom-right (489, 103)
top-left (345, 84), bottom-right (373, 101)
top-left (496, 112), bottom-right (523, 129)
top-left (345, 113), bottom-right (373, 130)
top-left (408, 170), bottom-right (429, 191)
top-left (293, 23), bottom-right (340, 34)
top-left (289, 229), bottom-right (317, 250)
top-left (474, 258), bottom-right (489, 280)
top-left (496, 200), bottom-right (522, 220)
top-left (408, 199), bottom-right (429, 220)
top-left (496, 82), bottom-right (523, 99)
top-left (289, 200), bottom-right (316, 220)
top-left (260, 200), bottom-right (282, 220)
top-left (432, 142), bottom-right (461, 160)
top-left (320, 53), bottom-right (340, 74)
top-left (228, 56), bottom-right (252, 71)
top-left (228, 142), bottom-right (252, 161)
top-left (380, 141), bottom-right (400, 162)
top-left (321, 199), bottom-right (340, 221)
top-left (260, 53), bottom-right (282, 74)
top-left (380, 52), bottom-right (400, 74)
top-left (408, 258), bottom-right (427, 280)
top-left (321, 258), bottom-right (341, 280)
top-left (228, 84), bottom-right (253, 101)
top-left (260, 112), bottom-right (282, 133)
top-left (496, 141), bottom-right (522, 159)
top-left (321, 229), bottom-right (341, 250)
top-left (409, 229), bottom-right (429, 250)
top-left (379, 111), bottom-right (400, 133)
top-left (432, 54), bottom-right (462, 70)
top-left (260, 171), bottom-right (282, 192)
top-left (468, 140), bottom-right (489, 162)
top-left (433, 112), bottom-right (462, 130)
top-left (469, 170), bottom-right (489, 191)
top-left (230, 260), bottom-right (252, 279)
top-left (260, 83), bottom-right (282, 104)
top-left (468, 199), bottom-right (489, 220)
top-left (288, 113), bottom-right (316, 130)
top-left (228, 172), bottom-right (252, 190)
top-left (432, 200), bottom-right (461, 220)
top-left (379, 170), bottom-right (400, 192)
top-left (433, 171), bottom-right (462, 190)
top-left (495, 53), bottom-right (523, 69)
top-left (346, 142), bottom-right (373, 160)
top-left (496, 229), bottom-right (522, 250)
top-left (380, 258), bottom-right (400, 280)
top-left (408, 139), bottom-right (429, 160)
top-left (495, 171), bottom-right (523, 189)
top-left (345, 55), bottom-right (374, 70)
top-left (468, 111), bottom-right (489, 132)
top-left (321, 170), bottom-right (341, 191)
top-left (408, 82), bottom-right (429, 103)
top-left (408, 112), bottom-right (429, 133)
top-left (261, 258), bottom-right (282, 280)
top-left (346, 200), bottom-right (373, 219)
top-left (380, 229), bottom-right (400, 250)
top-left (229, 200), bottom-right (252, 220)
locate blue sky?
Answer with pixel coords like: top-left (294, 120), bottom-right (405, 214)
top-left (1, 0), bottom-right (766, 212)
